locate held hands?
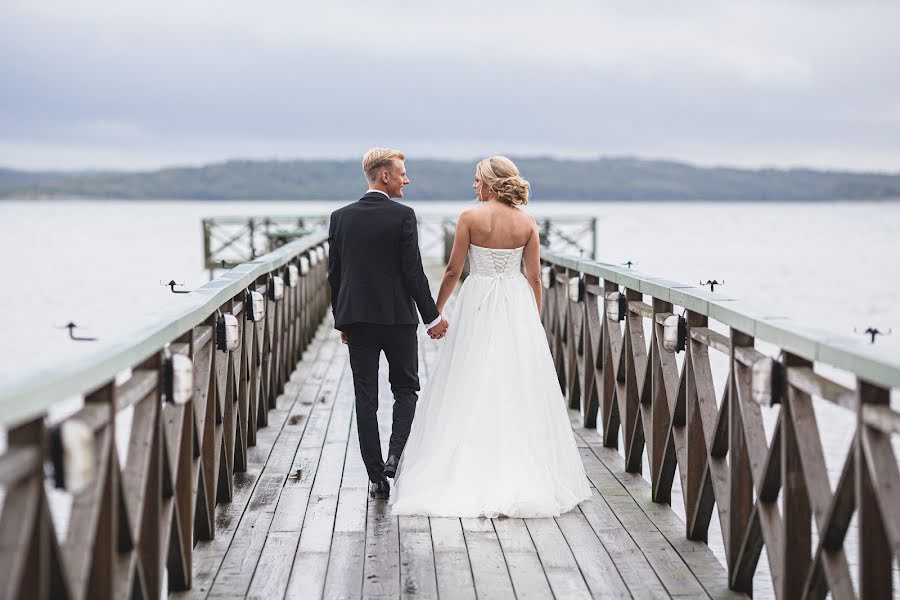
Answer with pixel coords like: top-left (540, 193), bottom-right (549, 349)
top-left (428, 317), bottom-right (449, 340)
top-left (340, 331), bottom-right (348, 344)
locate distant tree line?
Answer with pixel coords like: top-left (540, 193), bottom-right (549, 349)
top-left (1, 158), bottom-right (899, 201)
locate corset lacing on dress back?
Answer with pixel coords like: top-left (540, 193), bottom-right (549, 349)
top-left (467, 244), bottom-right (524, 278)
top-left (468, 244), bottom-right (525, 310)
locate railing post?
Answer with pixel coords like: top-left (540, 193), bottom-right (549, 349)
top-left (781, 352), bottom-right (812, 599)
top-left (600, 279), bottom-right (621, 449)
top-left (651, 297), bottom-right (674, 503)
top-left (248, 218), bottom-right (257, 258)
top-left (581, 273), bottom-right (601, 428)
top-left (0, 417), bottom-right (54, 599)
top-left (203, 219), bottom-right (213, 275)
top-left (856, 379), bottom-right (892, 599)
top-left (685, 309), bottom-right (709, 541)
top-left (728, 328), bottom-right (754, 593)
top-left (623, 287), bottom-right (645, 473)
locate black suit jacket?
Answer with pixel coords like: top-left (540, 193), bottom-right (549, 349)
top-left (327, 192), bottom-right (439, 331)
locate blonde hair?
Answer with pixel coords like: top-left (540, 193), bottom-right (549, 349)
top-left (362, 147), bottom-right (405, 183)
top-left (476, 156), bottom-right (530, 206)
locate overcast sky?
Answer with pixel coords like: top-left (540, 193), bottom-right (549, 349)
top-left (2, 0), bottom-right (899, 172)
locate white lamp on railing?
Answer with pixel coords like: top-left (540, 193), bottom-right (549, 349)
top-left (287, 264), bottom-right (299, 287)
top-left (541, 266), bottom-right (555, 289)
top-left (663, 314), bottom-right (687, 353)
top-left (50, 419), bottom-right (94, 493)
top-left (269, 275), bottom-right (285, 301)
top-left (246, 291), bottom-right (265, 322)
top-left (309, 250), bottom-right (318, 267)
top-left (164, 353), bottom-right (194, 404)
top-left (316, 246), bottom-right (326, 262)
top-left (323, 241), bottom-right (329, 254)
top-left (751, 357), bottom-right (785, 405)
top-left (216, 313), bottom-right (240, 351)
top-left (300, 256), bottom-right (310, 275)
top-left (568, 275), bottom-right (584, 303)
top-left (605, 291), bottom-right (627, 322)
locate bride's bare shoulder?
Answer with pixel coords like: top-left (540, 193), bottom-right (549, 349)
top-left (457, 205), bottom-right (484, 224)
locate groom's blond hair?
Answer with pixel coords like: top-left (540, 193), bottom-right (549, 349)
top-left (363, 147), bottom-right (405, 182)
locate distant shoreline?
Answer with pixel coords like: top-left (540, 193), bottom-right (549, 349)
top-left (3, 195), bottom-right (899, 204)
top-left (3, 157), bottom-right (900, 202)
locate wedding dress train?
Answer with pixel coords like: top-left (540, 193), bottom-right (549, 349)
top-left (390, 244), bottom-right (591, 518)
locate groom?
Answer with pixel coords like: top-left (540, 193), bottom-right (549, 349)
top-left (327, 148), bottom-right (448, 499)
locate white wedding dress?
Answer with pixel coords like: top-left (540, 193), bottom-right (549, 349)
top-left (390, 243), bottom-right (592, 518)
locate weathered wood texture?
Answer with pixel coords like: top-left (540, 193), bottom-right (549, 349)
top-left (165, 319), bottom-right (739, 599)
top-left (0, 240), bottom-right (330, 600)
top-left (5, 247), bottom-right (897, 599)
top-left (540, 257), bottom-right (900, 600)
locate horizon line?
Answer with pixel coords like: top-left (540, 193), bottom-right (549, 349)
top-left (2, 153), bottom-right (899, 177)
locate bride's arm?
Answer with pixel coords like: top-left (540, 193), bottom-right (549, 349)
top-left (523, 222), bottom-right (542, 313)
top-left (435, 213), bottom-right (471, 314)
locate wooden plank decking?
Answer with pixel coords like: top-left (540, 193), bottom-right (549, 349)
top-left (172, 315), bottom-right (745, 600)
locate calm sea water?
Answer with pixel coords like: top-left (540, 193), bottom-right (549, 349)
top-left (1, 198), bottom-right (898, 597)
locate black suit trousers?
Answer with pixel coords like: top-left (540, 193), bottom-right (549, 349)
top-left (346, 323), bottom-right (419, 482)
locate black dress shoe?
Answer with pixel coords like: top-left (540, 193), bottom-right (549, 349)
top-left (383, 454), bottom-right (400, 478)
top-left (369, 478), bottom-right (390, 499)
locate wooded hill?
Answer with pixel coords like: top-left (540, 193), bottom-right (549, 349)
top-left (2, 158), bottom-right (899, 201)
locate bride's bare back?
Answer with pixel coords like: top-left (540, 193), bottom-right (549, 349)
top-left (435, 201), bottom-right (543, 315)
top-left (466, 202), bottom-right (536, 249)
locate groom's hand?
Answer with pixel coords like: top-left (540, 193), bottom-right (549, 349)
top-left (428, 318), bottom-right (449, 340)
top-left (340, 331), bottom-right (348, 344)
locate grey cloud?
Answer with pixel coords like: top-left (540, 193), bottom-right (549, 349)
top-left (1, 0), bottom-right (899, 170)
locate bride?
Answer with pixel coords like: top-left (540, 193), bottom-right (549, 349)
top-left (390, 156), bottom-right (591, 518)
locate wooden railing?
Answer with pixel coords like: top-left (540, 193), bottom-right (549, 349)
top-left (0, 230), bottom-right (330, 599)
top-left (540, 248), bottom-right (900, 599)
top-left (202, 213), bottom-right (598, 274)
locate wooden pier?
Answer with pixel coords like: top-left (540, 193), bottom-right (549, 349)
top-left (1, 227), bottom-right (898, 599)
top-left (169, 315), bottom-right (742, 599)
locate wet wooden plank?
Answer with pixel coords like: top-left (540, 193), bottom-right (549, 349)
top-left (493, 518), bottom-right (553, 600)
top-left (173, 328), bottom-right (333, 598)
top-left (363, 499), bottom-right (400, 598)
top-left (430, 517), bottom-right (477, 600)
top-left (575, 431), bottom-right (715, 599)
top-left (578, 490), bottom-right (669, 599)
top-left (460, 518), bottom-right (516, 599)
top-left (323, 530), bottom-right (365, 599)
top-left (208, 337), bottom-right (343, 597)
top-left (266, 357), bottom-right (355, 599)
top-left (555, 510), bottom-right (632, 598)
top-left (399, 515), bottom-right (438, 600)
top-left (525, 517), bottom-right (592, 599)
top-left (577, 430), bottom-right (741, 598)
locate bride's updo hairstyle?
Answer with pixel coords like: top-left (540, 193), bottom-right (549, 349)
top-left (476, 156), bottom-right (530, 206)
